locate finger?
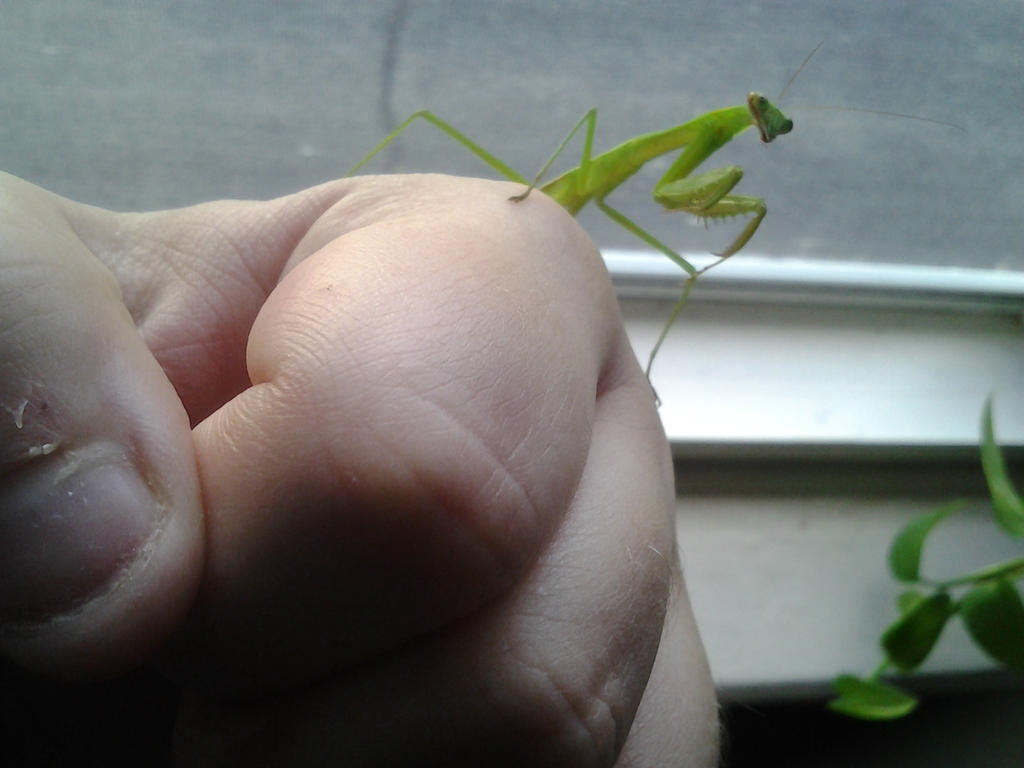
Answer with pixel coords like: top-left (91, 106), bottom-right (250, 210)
top-left (170, 175), bottom-right (625, 696)
top-left (62, 183), bottom-right (350, 425)
top-left (0, 174), bottom-right (203, 678)
top-left (175, 340), bottom-right (702, 766)
top-left (616, 578), bottom-right (719, 767)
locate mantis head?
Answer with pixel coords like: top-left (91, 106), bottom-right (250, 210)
top-left (747, 92), bottom-right (794, 143)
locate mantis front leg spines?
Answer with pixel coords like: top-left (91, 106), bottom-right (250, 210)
top-left (346, 94), bottom-right (793, 379)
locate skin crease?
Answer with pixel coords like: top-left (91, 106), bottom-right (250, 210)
top-left (0, 172), bottom-right (718, 766)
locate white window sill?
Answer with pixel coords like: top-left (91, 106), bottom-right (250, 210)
top-left (608, 250), bottom-right (1024, 698)
top-left (608, 250), bottom-right (1024, 459)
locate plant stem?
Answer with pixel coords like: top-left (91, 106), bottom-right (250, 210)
top-left (930, 557), bottom-right (1024, 590)
top-left (868, 659), bottom-right (891, 681)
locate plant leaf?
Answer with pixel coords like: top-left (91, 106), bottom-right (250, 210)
top-left (897, 589), bottom-right (926, 615)
top-left (980, 397), bottom-right (1024, 538)
top-left (881, 592), bottom-right (953, 672)
top-left (889, 501), bottom-right (966, 582)
top-left (828, 675), bottom-right (918, 720)
top-left (960, 578), bottom-right (1024, 672)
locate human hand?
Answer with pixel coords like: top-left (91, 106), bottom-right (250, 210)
top-left (0, 172), bottom-right (716, 766)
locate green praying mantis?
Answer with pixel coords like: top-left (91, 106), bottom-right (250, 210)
top-left (347, 89), bottom-right (791, 378)
top-left (346, 45), bottom-right (956, 380)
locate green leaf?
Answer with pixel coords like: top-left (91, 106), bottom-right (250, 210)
top-left (980, 398), bottom-right (1024, 538)
top-left (897, 589), bottom-right (926, 615)
top-left (881, 592), bottom-right (954, 672)
top-left (828, 675), bottom-right (918, 720)
top-left (889, 501), bottom-right (966, 582)
top-left (960, 578), bottom-right (1024, 672)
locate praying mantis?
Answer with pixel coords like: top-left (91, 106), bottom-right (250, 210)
top-left (346, 70), bottom-right (797, 379)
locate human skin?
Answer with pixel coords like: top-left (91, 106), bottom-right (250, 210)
top-left (0, 172), bottom-right (718, 766)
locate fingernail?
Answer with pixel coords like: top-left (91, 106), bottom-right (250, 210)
top-left (0, 444), bottom-right (162, 621)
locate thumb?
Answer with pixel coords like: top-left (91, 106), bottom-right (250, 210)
top-left (0, 174), bottom-right (203, 679)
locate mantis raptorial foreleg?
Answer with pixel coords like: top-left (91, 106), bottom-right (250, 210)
top-left (347, 93), bottom-right (793, 379)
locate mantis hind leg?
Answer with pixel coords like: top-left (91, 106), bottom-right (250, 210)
top-left (346, 110), bottom-right (528, 184)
